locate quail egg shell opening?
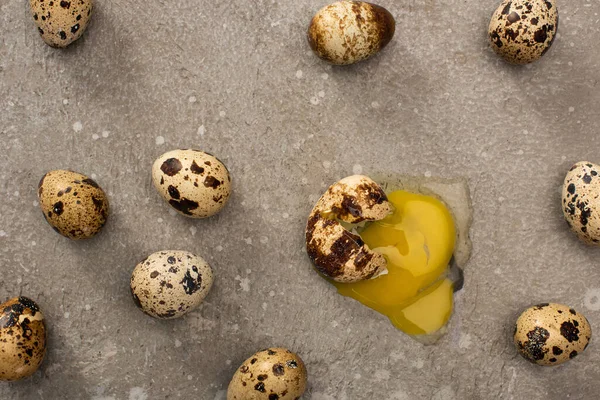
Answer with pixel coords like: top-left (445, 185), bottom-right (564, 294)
top-left (488, 0), bottom-right (558, 64)
top-left (130, 250), bottom-right (214, 319)
top-left (38, 170), bottom-right (109, 240)
top-left (152, 149), bottom-right (232, 218)
top-left (29, 0), bottom-right (93, 48)
top-left (514, 303), bottom-right (591, 366)
top-left (308, 1), bottom-right (395, 65)
top-left (0, 297), bottom-right (47, 381)
top-left (562, 161), bottom-right (600, 245)
top-left (306, 174), bottom-right (473, 343)
top-left (227, 347), bottom-right (307, 400)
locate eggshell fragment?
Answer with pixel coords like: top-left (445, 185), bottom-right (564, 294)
top-left (308, 1), bottom-right (395, 65)
top-left (306, 175), bottom-right (391, 282)
top-left (0, 297), bottom-right (47, 381)
top-left (227, 348), bottom-right (307, 400)
top-left (29, 0), bottom-right (93, 48)
top-left (562, 161), bottom-right (600, 245)
top-left (488, 0), bottom-right (558, 64)
top-left (130, 250), bottom-right (214, 319)
top-left (514, 303), bottom-right (591, 366)
top-left (152, 149), bottom-right (232, 218)
top-left (38, 170), bottom-right (109, 240)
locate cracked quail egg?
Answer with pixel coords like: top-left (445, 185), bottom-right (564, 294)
top-left (38, 170), bottom-right (109, 240)
top-left (308, 1), bottom-right (395, 65)
top-left (227, 348), bottom-right (307, 400)
top-left (514, 303), bottom-right (591, 366)
top-left (130, 250), bottom-right (213, 319)
top-left (152, 149), bottom-right (232, 218)
top-left (488, 0), bottom-right (558, 64)
top-left (29, 0), bottom-right (93, 48)
top-left (0, 297), bottom-right (47, 381)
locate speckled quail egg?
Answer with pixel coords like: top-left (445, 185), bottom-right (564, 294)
top-left (308, 1), bottom-right (395, 65)
top-left (488, 0), bottom-right (558, 64)
top-left (227, 348), bottom-right (307, 400)
top-left (130, 250), bottom-right (214, 319)
top-left (306, 175), bottom-right (391, 282)
top-left (562, 161), bottom-right (600, 245)
top-left (29, 0), bottom-right (93, 48)
top-left (152, 149), bottom-right (232, 218)
top-left (0, 297), bottom-right (47, 381)
top-left (514, 303), bottom-right (591, 366)
top-left (38, 170), bottom-right (109, 240)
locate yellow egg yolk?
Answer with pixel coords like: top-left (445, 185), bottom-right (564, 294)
top-left (332, 190), bottom-right (456, 337)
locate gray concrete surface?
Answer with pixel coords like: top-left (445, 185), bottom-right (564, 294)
top-left (1, 0), bottom-right (600, 399)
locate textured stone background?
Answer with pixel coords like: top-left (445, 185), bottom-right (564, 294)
top-left (1, 0), bottom-right (600, 399)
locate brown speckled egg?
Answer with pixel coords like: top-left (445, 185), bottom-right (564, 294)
top-left (308, 1), bottom-right (395, 65)
top-left (514, 303), bottom-right (591, 366)
top-left (562, 161), bottom-right (600, 245)
top-left (29, 0), bottom-right (93, 48)
top-left (0, 297), bottom-right (47, 381)
top-left (488, 0), bottom-right (558, 64)
top-left (130, 250), bottom-right (214, 319)
top-left (227, 348), bottom-right (307, 400)
top-left (38, 170), bottom-right (109, 240)
top-left (306, 175), bottom-right (391, 282)
top-left (152, 149), bottom-right (232, 218)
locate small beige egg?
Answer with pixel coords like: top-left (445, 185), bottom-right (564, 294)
top-left (152, 149), bottom-right (232, 218)
top-left (29, 0), bottom-right (93, 48)
top-left (514, 303), bottom-right (591, 366)
top-left (306, 175), bottom-right (391, 282)
top-left (38, 170), bottom-right (109, 240)
top-left (130, 250), bottom-right (214, 319)
top-left (562, 161), bottom-right (600, 245)
top-left (0, 297), bottom-right (47, 381)
top-left (488, 0), bottom-right (558, 64)
top-left (308, 1), bottom-right (395, 65)
top-left (227, 348), bottom-right (307, 400)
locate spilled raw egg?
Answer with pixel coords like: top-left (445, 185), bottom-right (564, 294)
top-left (306, 175), bottom-right (471, 342)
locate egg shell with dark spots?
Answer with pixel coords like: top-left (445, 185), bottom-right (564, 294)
top-left (562, 161), bottom-right (600, 245)
top-left (514, 303), bottom-right (591, 366)
top-left (38, 169), bottom-right (109, 240)
top-left (488, 0), bottom-right (558, 64)
top-left (308, 1), bottom-right (395, 65)
top-left (227, 347), bottom-right (307, 400)
top-left (130, 250), bottom-right (213, 319)
top-left (152, 149), bottom-right (232, 218)
top-left (29, 0), bottom-right (93, 48)
top-left (0, 297), bottom-right (47, 381)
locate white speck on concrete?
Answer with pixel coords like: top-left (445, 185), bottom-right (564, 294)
top-left (187, 375), bottom-right (193, 380)
top-left (189, 226), bottom-right (197, 236)
top-left (64, 312), bottom-right (70, 319)
top-left (318, 91), bottom-right (325, 98)
top-left (282, 212), bottom-right (289, 219)
top-left (584, 288), bottom-right (600, 311)
top-left (413, 359), bottom-right (424, 369)
top-left (85, 304), bottom-right (91, 311)
top-left (371, 101), bottom-right (380, 108)
top-left (13, 191), bottom-right (19, 197)
top-left (352, 164), bottom-right (363, 174)
top-left (129, 387), bottom-right (148, 400)
top-left (424, 171), bottom-right (432, 178)
top-left (353, 373), bottom-right (361, 380)
top-left (31, 241), bottom-right (36, 246)
top-left (155, 136), bottom-right (165, 145)
top-left (73, 121), bottom-right (83, 132)
top-left (189, 96), bottom-right (197, 103)
top-left (102, 131), bottom-right (110, 138)
top-left (157, 218), bottom-right (163, 223)
top-left (175, 339), bottom-right (182, 348)
top-left (259, 236), bottom-right (268, 244)
top-left (235, 276), bottom-right (250, 292)
top-left (62, 99), bottom-right (69, 105)
top-left (213, 390), bottom-right (227, 400)
top-left (215, 245), bottom-right (223, 252)
top-left (244, 237), bottom-right (252, 245)
top-left (374, 369), bottom-right (390, 381)
top-left (92, 134), bottom-right (100, 140)
top-left (269, 291), bottom-right (275, 297)
top-left (226, 359), bottom-right (232, 365)
top-left (33, 200), bottom-right (39, 207)
top-left (331, 321), bottom-right (339, 328)
top-left (459, 333), bottom-right (472, 349)
top-left (262, 303), bottom-right (267, 310)
top-left (219, 111), bottom-right (226, 118)
top-left (295, 70), bottom-right (303, 79)
top-left (516, 149), bottom-right (524, 155)
top-left (569, 107), bottom-right (575, 113)
top-left (322, 161), bottom-right (331, 169)
top-left (321, 73), bottom-right (329, 80)
top-left (198, 125), bottom-right (205, 136)
top-left (91, 174), bottom-right (98, 180)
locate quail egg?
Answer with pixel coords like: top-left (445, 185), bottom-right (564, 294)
top-left (0, 297), bottom-right (47, 381)
top-left (488, 0), bottom-right (558, 64)
top-left (152, 149), bottom-right (232, 218)
top-left (514, 303), bottom-right (591, 366)
top-left (562, 161), bottom-right (600, 245)
top-left (29, 0), bottom-right (93, 48)
top-left (38, 170), bottom-right (109, 240)
top-left (227, 348), bottom-right (307, 400)
top-left (130, 250), bottom-right (214, 319)
top-left (308, 1), bottom-right (395, 65)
